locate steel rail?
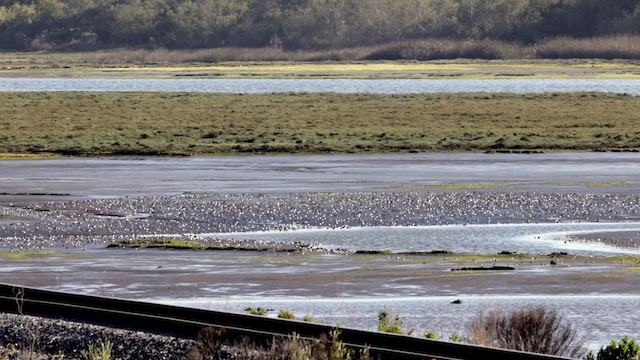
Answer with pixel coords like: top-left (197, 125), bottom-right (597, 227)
top-left (0, 283), bottom-right (572, 360)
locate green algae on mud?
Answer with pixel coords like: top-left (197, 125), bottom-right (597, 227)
top-left (2, 92), bottom-right (640, 156)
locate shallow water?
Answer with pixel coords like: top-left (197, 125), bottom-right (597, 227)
top-left (155, 294), bottom-right (640, 352)
top-left (3, 245), bottom-right (638, 350)
top-left (206, 222), bottom-right (640, 256)
top-left (1, 78), bottom-right (640, 94)
top-left (2, 152), bottom-right (640, 197)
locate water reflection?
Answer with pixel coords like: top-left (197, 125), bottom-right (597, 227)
top-left (159, 294), bottom-right (640, 352)
top-left (2, 152), bottom-right (640, 197)
top-left (1, 78), bottom-right (640, 94)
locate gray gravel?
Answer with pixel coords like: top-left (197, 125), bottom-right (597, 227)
top-left (0, 313), bottom-right (192, 359)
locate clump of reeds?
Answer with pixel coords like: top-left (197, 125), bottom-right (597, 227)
top-left (363, 39), bottom-right (527, 60)
top-left (79, 35), bottom-right (640, 64)
top-left (82, 46), bottom-right (376, 64)
top-left (534, 36), bottom-right (640, 59)
top-left (82, 39), bottom-right (527, 64)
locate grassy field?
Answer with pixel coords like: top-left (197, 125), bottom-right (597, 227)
top-left (1, 92), bottom-right (639, 157)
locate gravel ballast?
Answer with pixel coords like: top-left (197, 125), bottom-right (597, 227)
top-left (0, 313), bottom-right (193, 359)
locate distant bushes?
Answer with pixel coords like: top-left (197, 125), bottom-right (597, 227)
top-left (1, 0), bottom-right (639, 53)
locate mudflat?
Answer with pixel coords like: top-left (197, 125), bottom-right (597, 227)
top-left (1, 188), bottom-right (639, 299)
top-left (1, 154), bottom-right (639, 346)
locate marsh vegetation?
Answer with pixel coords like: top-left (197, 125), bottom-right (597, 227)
top-left (1, 92), bottom-right (639, 157)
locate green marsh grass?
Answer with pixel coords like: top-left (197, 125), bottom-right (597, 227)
top-left (2, 92), bottom-right (639, 156)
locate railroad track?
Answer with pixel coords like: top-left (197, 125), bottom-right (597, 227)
top-left (0, 283), bottom-right (571, 360)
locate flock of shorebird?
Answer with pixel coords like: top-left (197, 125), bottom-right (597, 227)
top-left (1, 191), bottom-right (639, 251)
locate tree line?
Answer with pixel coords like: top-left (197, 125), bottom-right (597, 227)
top-left (0, 0), bottom-right (639, 51)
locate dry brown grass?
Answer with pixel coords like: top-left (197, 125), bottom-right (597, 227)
top-left (75, 36), bottom-right (640, 64)
top-left (3, 37), bottom-right (640, 71)
top-left (81, 46), bottom-right (378, 64)
top-left (534, 36), bottom-right (640, 60)
top-left (83, 40), bottom-right (526, 64)
top-left (363, 39), bottom-right (528, 60)
top-left (75, 35), bottom-right (640, 64)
